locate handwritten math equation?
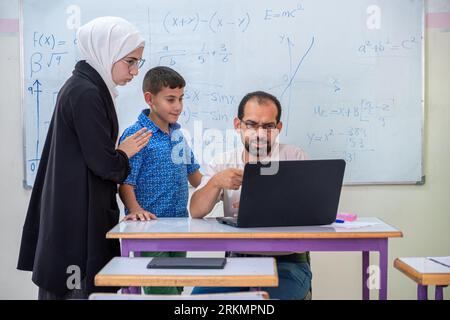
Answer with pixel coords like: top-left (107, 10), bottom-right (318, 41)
top-left (307, 98), bottom-right (395, 162)
top-left (154, 43), bottom-right (232, 66)
top-left (179, 88), bottom-right (236, 124)
top-left (162, 4), bottom-right (304, 34)
top-left (313, 98), bottom-right (394, 127)
top-left (29, 31), bottom-right (76, 78)
top-left (163, 11), bottom-right (251, 34)
top-left (358, 36), bottom-right (421, 55)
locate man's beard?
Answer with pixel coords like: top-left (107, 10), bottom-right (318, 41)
top-left (244, 137), bottom-right (272, 159)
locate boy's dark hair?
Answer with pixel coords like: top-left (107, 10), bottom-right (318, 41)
top-left (142, 66), bottom-right (186, 94)
top-left (237, 91), bottom-right (282, 123)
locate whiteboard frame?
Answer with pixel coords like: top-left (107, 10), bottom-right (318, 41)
top-left (19, 0), bottom-right (31, 189)
top-left (19, 0), bottom-right (426, 188)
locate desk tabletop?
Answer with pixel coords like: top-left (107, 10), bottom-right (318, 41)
top-left (89, 291), bottom-right (269, 300)
top-left (394, 257), bottom-right (450, 285)
top-left (107, 217), bottom-right (402, 239)
top-left (95, 257), bottom-right (278, 287)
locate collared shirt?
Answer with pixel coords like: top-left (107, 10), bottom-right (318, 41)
top-left (120, 109), bottom-right (199, 217)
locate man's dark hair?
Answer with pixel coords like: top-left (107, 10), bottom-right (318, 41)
top-left (237, 91), bottom-right (282, 123)
top-left (142, 66), bottom-right (186, 94)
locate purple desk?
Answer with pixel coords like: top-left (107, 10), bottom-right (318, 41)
top-left (106, 217), bottom-right (402, 299)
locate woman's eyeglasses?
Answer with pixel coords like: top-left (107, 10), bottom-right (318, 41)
top-left (121, 58), bottom-right (145, 70)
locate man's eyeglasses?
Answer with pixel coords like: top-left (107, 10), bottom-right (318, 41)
top-left (121, 58), bottom-right (145, 69)
top-left (240, 120), bottom-right (278, 130)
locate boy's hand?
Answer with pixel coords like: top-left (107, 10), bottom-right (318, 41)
top-left (212, 168), bottom-right (243, 190)
top-left (118, 128), bottom-right (152, 158)
top-left (122, 210), bottom-right (158, 221)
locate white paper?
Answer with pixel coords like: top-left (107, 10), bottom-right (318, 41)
top-left (319, 221), bottom-right (381, 229)
top-left (427, 256), bottom-right (450, 268)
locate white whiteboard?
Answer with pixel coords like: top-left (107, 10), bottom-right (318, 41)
top-left (21, 0), bottom-right (424, 188)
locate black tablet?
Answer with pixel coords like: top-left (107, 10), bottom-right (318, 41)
top-left (147, 257), bottom-right (227, 269)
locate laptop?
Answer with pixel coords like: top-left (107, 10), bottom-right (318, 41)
top-left (216, 160), bottom-right (346, 228)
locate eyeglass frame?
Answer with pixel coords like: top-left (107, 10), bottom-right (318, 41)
top-left (120, 57), bottom-right (146, 70)
top-left (239, 119), bottom-right (279, 131)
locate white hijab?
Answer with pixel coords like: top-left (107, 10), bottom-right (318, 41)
top-left (76, 17), bottom-right (145, 102)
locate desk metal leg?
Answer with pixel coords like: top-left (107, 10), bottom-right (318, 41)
top-left (121, 240), bottom-right (141, 295)
top-left (379, 239), bottom-right (388, 300)
top-left (362, 251), bottom-right (370, 300)
top-left (435, 286), bottom-right (446, 300)
top-left (418, 285), bottom-right (428, 300)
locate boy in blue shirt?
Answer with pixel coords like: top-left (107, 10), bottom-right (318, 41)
top-left (119, 66), bottom-right (202, 294)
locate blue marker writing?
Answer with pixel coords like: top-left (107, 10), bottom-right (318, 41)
top-left (335, 219), bottom-right (345, 223)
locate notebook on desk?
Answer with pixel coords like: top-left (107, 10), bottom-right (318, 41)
top-left (216, 160), bottom-right (346, 228)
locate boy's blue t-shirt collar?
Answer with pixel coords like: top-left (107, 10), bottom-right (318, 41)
top-left (138, 109), bottom-right (181, 134)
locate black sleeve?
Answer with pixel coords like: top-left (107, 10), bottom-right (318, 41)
top-left (71, 89), bottom-right (130, 183)
top-left (117, 149), bottom-right (131, 178)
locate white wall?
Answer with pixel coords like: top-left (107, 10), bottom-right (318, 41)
top-left (0, 0), bottom-right (36, 298)
top-left (0, 0), bottom-right (449, 299)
